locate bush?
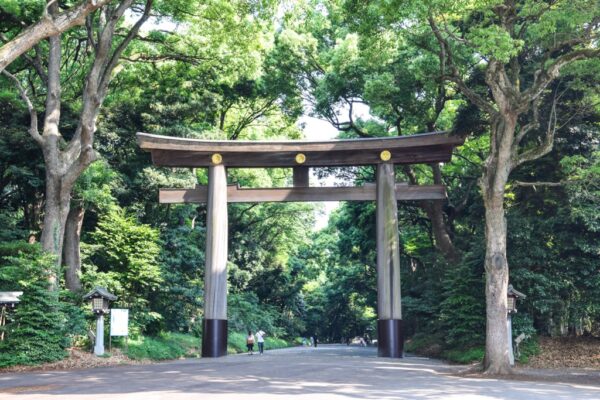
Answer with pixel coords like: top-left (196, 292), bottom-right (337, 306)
top-left (442, 347), bottom-right (485, 364)
top-left (0, 243), bottom-right (75, 367)
top-left (124, 332), bottom-right (200, 360)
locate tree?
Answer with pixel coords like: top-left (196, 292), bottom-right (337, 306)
top-left (417, 0), bottom-right (600, 373)
top-left (1, 0), bottom-right (153, 288)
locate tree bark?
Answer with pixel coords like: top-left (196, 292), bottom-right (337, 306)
top-left (481, 115), bottom-right (516, 375)
top-left (40, 170), bottom-right (75, 287)
top-left (63, 205), bottom-right (85, 292)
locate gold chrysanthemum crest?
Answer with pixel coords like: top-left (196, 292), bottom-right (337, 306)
top-left (211, 153), bottom-right (223, 164)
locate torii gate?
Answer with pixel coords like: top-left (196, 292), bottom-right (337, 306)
top-left (137, 131), bottom-right (463, 358)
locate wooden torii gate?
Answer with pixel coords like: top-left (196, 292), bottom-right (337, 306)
top-left (137, 131), bottom-right (463, 358)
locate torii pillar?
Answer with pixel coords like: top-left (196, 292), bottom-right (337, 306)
top-left (201, 164), bottom-right (229, 357)
top-left (376, 163), bottom-right (403, 357)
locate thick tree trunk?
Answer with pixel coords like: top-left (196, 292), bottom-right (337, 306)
top-left (63, 205), bottom-right (85, 292)
top-left (481, 115), bottom-right (516, 374)
top-left (39, 169), bottom-right (73, 289)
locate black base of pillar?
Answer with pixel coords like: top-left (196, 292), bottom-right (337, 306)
top-left (202, 319), bottom-right (228, 357)
top-left (377, 319), bottom-right (404, 358)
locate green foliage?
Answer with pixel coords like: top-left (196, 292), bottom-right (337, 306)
top-left (228, 293), bottom-right (284, 337)
top-left (155, 221), bottom-right (204, 333)
top-left (124, 332), bottom-right (200, 360)
top-left (438, 252), bottom-right (486, 348)
top-left (83, 207), bottom-right (163, 333)
top-left (442, 347), bottom-right (485, 364)
top-left (0, 243), bottom-right (84, 367)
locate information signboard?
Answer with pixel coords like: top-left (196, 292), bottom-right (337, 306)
top-left (110, 308), bottom-right (129, 336)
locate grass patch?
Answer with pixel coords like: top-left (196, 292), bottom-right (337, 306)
top-left (442, 347), bottom-right (485, 364)
top-left (406, 333), bottom-right (484, 364)
top-left (118, 331), bottom-right (293, 361)
top-left (123, 332), bottom-right (200, 360)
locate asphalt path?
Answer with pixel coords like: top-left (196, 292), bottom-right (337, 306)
top-left (1, 345), bottom-right (599, 399)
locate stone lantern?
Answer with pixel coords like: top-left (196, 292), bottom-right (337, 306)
top-left (84, 287), bottom-right (117, 356)
top-left (506, 284), bottom-right (526, 365)
top-left (0, 291), bottom-right (23, 341)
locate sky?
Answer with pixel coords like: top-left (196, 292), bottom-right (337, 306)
top-left (298, 103), bottom-right (372, 230)
top-left (297, 115), bottom-right (340, 230)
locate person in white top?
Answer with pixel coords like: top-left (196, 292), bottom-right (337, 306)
top-left (256, 330), bottom-right (265, 354)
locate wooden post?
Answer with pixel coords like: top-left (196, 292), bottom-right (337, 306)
top-left (293, 167), bottom-right (309, 187)
top-left (201, 164), bottom-right (229, 357)
top-left (376, 163), bottom-right (403, 357)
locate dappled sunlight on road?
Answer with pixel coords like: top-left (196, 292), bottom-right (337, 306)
top-left (0, 345), bottom-right (599, 399)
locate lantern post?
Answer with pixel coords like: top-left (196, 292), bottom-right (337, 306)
top-left (0, 291), bottom-right (23, 341)
top-left (507, 284), bottom-right (526, 365)
top-left (83, 287), bottom-right (117, 356)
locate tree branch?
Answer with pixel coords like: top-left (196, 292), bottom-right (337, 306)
top-left (513, 180), bottom-right (575, 187)
top-left (1, 70), bottom-right (43, 145)
top-left (515, 92), bottom-right (558, 167)
top-left (428, 15), bottom-right (498, 116)
top-left (0, 0), bottom-right (113, 73)
top-left (523, 48), bottom-right (600, 103)
top-left (98, 0), bottom-right (153, 97)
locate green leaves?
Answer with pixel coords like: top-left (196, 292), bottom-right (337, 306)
top-left (0, 243), bottom-right (77, 367)
top-left (468, 26), bottom-right (524, 63)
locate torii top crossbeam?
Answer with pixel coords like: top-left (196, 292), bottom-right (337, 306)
top-left (136, 131), bottom-right (463, 168)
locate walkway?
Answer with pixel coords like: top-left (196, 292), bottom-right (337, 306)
top-left (1, 345), bottom-right (599, 399)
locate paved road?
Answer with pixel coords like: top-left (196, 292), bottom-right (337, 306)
top-left (1, 345), bottom-right (599, 399)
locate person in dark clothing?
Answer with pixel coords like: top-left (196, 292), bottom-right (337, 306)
top-left (246, 331), bottom-right (255, 355)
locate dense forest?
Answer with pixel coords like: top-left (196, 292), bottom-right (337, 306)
top-left (0, 0), bottom-right (598, 373)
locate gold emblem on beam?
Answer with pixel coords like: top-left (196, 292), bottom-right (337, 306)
top-left (295, 153), bottom-right (306, 164)
top-left (380, 150), bottom-right (391, 161)
top-left (211, 153), bottom-right (223, 164)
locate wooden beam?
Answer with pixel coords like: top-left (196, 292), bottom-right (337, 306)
top-left (149, 145), bottom-right (455, 168)
top-left (137, 131), bottom-right (464, 168)
top-left (138, 131), bottom-right (464, 152)
top-left (159, 184), bottom-right (446, 203)
top-left (293, 167), bottom-right (309, 187)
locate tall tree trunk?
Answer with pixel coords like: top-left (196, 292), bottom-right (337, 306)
top-left (63, 204), bottom-right (85, 292)
top-left (40, 169), bottom-right (73, 289)
top-left (427, 164), bottom-right (459, 262)
top-left (481, 115), bottom-right (515, 374)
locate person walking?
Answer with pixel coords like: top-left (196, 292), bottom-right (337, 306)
top-left (246, 331), bottom-right (255, 355)
top-left (256, 330), bottom-right (265, 354)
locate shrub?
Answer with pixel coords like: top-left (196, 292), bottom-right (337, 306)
top-left (442, 347), bottom-right (485, 364)
top-left (0, 243), bottom-right (75, 367)
top-left (124, 332), bottom-right (200, 360)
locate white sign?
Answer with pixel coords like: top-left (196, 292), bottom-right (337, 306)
top-left (110, 308), bottom-right (129, 336)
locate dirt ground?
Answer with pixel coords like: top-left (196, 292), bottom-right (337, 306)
top-left (0, 348), bottom-right (150, 374)
top-left (526, 336), bottom-right (600, 369)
